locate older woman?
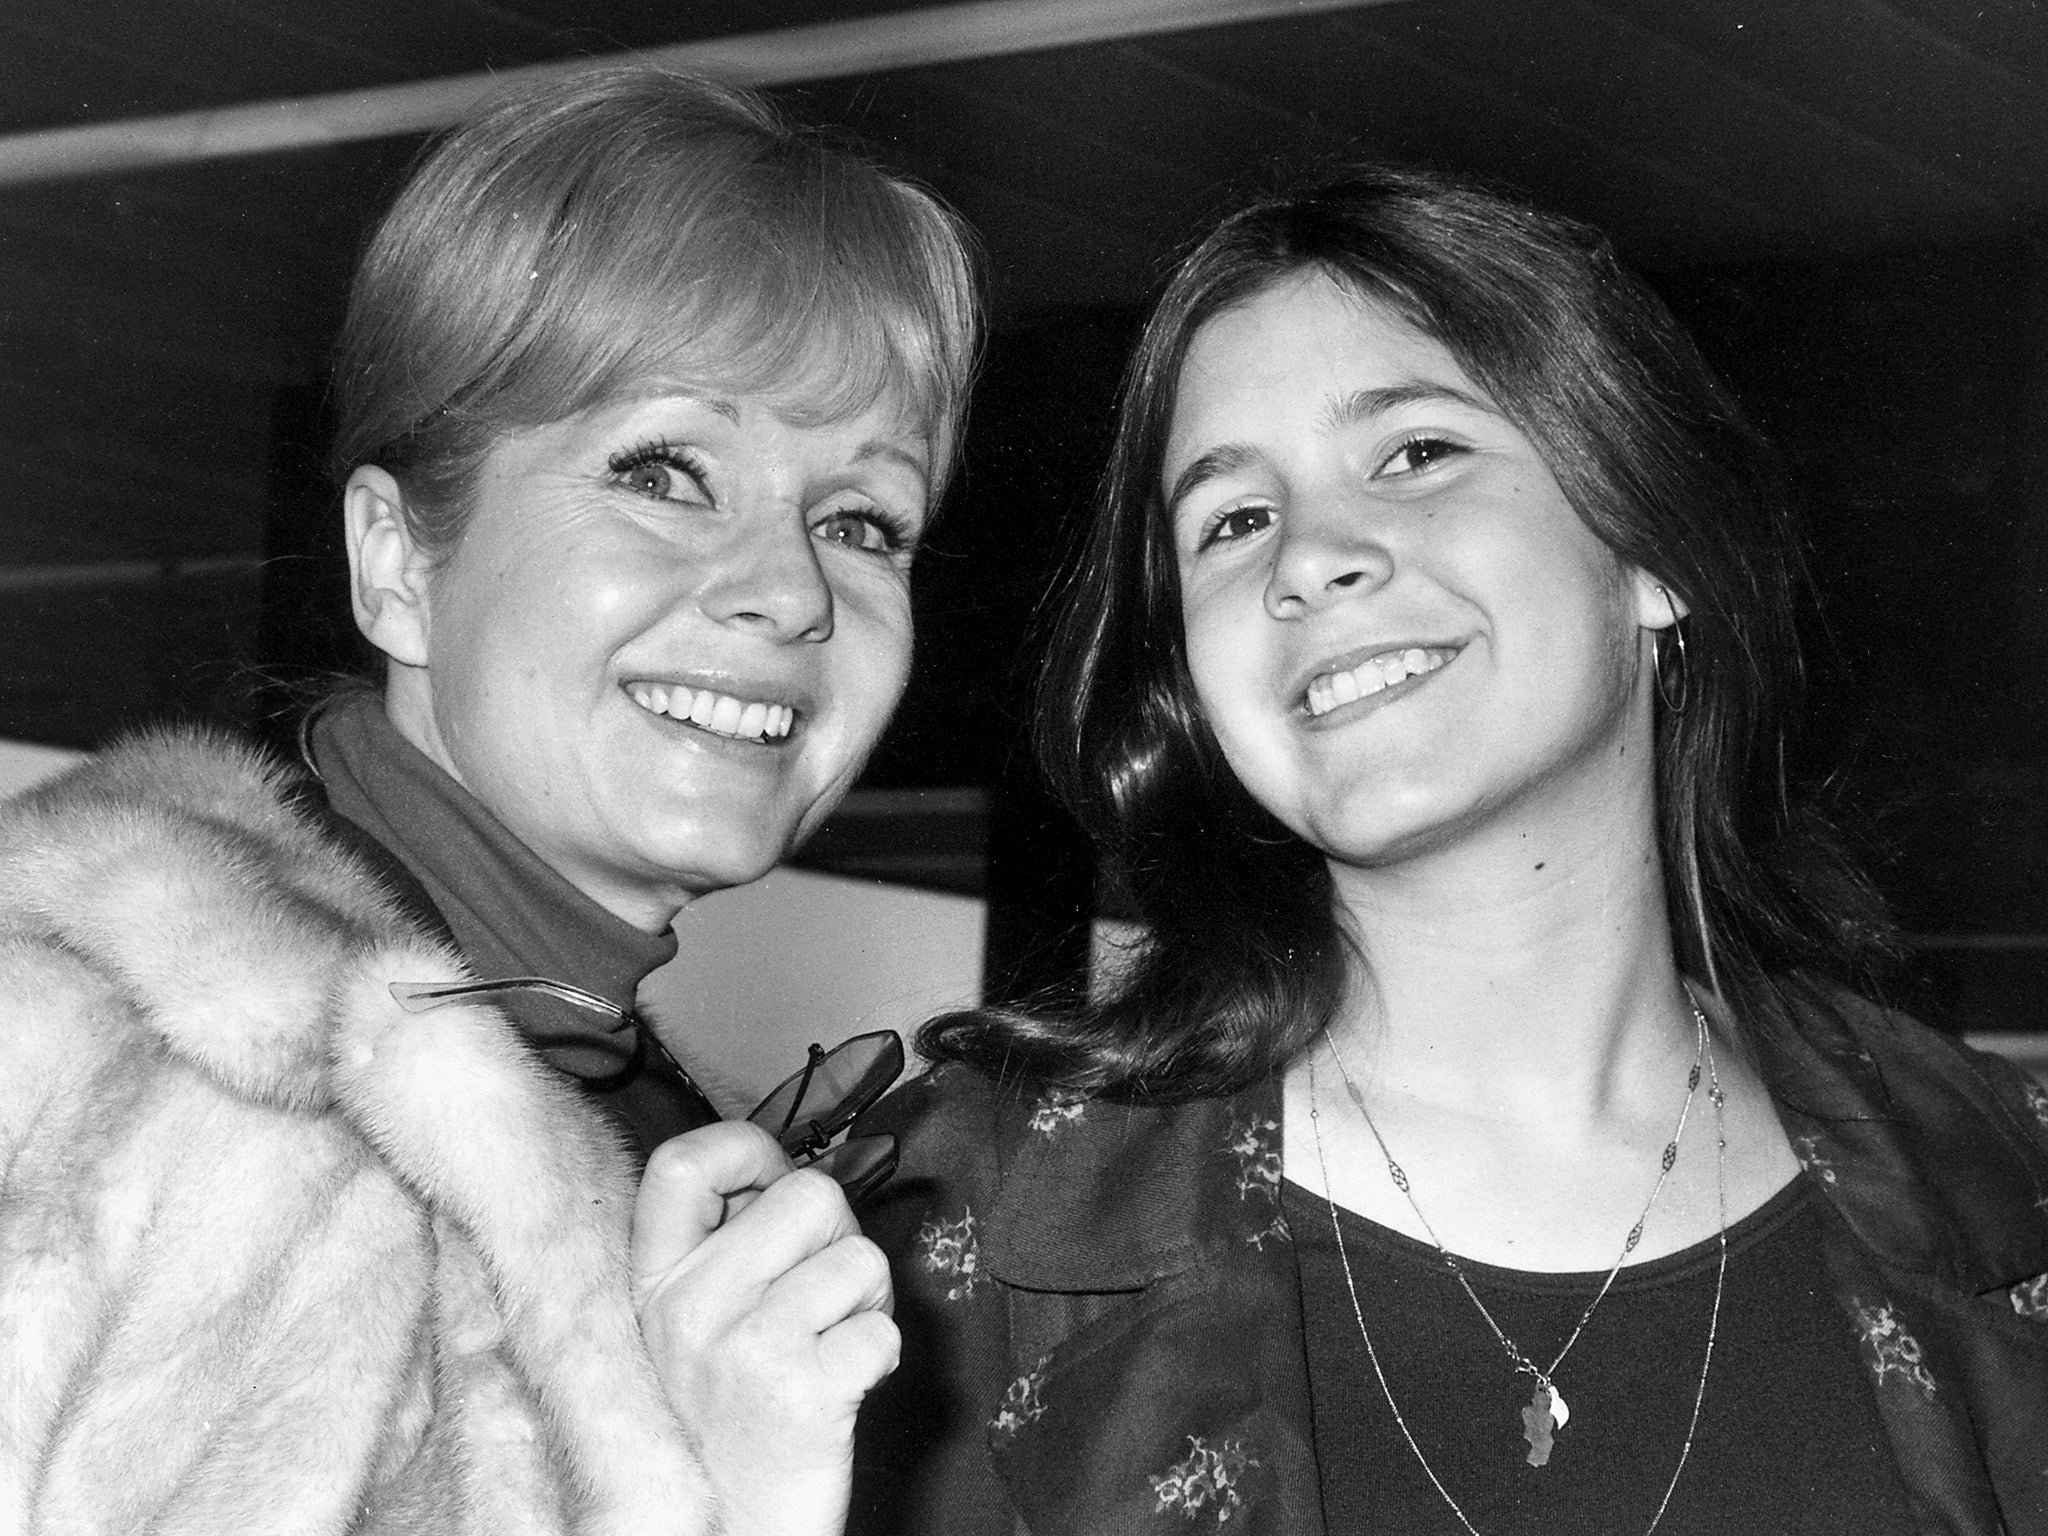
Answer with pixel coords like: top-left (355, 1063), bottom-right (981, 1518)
top-left (856, 167), bottom-right (2048, 1534)
top-left (0, 66), bottom-right (976, 1535)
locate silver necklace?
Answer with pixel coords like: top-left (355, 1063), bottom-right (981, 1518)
top-left (1307, 1018), bottom-right (1728, 1534)
top-left (1324, 1010), bottom-right (1705, 1462)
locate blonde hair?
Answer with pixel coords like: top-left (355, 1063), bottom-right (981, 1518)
top-left (331, 65), bottom-right (980, 555)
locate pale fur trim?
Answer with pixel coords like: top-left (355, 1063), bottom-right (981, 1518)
top-left (30, 1097), bottom-right (397, 1531)
top-left (434, 1227), bottom-right (571, 1536)
top-left (145, 1169), bottom-right (432, 1536)
top-left (2, 729), bottom-right (716, 1533)
top-left (5, 812), bottom-right (345, 1110)
top-left (331, 952), bottom-right (714, 1533)
top-left (0, 729), bottom-right (440, 1114)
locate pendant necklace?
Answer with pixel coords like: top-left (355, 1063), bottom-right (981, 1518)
top-left (1307, 1010), bottom-right (1728, 1535)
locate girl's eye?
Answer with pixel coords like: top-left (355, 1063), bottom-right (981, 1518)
top-left (815, 507), bottom-right (912, 557)
top-left (609, 444), bottom-right (711, 504)
top-left (1376, 435), bottom-right (1466, 478)
top-left (1199, 504), bottom-right (1273, 550)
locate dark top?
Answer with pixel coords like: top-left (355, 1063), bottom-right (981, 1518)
top-left (308, 691), bottom-right (718, 1157)
top-left (852, 990), bottom-right (2048, 1535)
top-left (1287, 1174), bottom-right (1919, 1534)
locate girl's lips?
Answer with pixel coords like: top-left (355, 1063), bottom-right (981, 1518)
top-left (623, 680), bottom-right (797, 743)
top-left (1303, 645), bottom-right (1459, 717)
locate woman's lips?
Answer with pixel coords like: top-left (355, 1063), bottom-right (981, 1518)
top-left (1303, 646), bottom-right (1458, 717)
top-left (623, 680), bottom-right (795, 743)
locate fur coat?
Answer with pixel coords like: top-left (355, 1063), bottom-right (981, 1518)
top-left (0, 729), bottom-right (711, 1534)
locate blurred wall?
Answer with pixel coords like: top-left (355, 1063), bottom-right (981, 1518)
top-left (648, 868), bottom-right (983, 1113)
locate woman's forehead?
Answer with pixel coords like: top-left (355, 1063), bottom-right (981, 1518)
top-left (609, 369), bottom-right (932, 439)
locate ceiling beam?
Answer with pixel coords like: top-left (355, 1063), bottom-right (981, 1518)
top-left (0, 0), bottom-right (1395, 188)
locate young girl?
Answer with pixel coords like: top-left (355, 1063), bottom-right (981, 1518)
top-left (855, 167), bottom-right (2048, 1535)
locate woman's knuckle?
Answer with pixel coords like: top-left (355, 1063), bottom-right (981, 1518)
top-left (782, 1165), bottom-right (850, 1219)
top-left (837, 1234), bottom-right (889, 1287)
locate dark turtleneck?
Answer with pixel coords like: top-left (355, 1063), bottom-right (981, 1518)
top-left (308, 690), bottom-right (720, 1161)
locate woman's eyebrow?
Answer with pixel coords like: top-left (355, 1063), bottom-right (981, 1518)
top-left (852, 438), bottom-right (931, 489)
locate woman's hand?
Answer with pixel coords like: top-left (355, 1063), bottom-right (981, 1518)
top-left (632, 1122), bottom-right (898, 1536)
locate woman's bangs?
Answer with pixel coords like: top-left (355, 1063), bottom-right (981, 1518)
top-left (527, 180), bottom-right (961, 441)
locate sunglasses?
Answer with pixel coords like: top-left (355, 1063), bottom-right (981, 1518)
top-left (392, 979), bottom-right (904, 1201)
top-left (746, 1030), bottom-right (904, 1204)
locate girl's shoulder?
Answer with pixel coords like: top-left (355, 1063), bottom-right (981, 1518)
top-left (1781, 985), bottom-right (2048, 1145)
top-left (1769, 984), bottom-right (2048, 1294)
top-left (859, 1063), bottom-right (1289, 1290)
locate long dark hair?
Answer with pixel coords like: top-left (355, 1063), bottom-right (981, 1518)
top-left (927, 165), bottom-right (1896, 1101)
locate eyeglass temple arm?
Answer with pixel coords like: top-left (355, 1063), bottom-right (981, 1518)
top-left (389, 977), bottom-right (627, 1023)
top-left (770, 1043), bottom-right (830, 1137)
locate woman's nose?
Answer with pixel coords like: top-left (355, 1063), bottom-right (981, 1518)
top-left (699, 514), bottom-right (835, 641)
top-left (1263, 503), bottom-right (1394, 620)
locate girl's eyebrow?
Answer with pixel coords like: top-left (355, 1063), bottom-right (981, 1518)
top-left (1164, 381), bottom-right (1496, 518)
top-left (1164, 443), bottom-right (1259, 519)
top-left (1319, 380), bottom-right (1494, 433)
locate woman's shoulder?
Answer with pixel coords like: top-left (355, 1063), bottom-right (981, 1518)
top-left (0, 724), bottom-right (419, 942)
top-left (0, 725), bottom-right (578, 1197)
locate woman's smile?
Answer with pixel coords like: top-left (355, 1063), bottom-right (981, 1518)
top-left (623, 679), bottom-right (799, 744)
top-left (370, 386), bottom-right (930, 925)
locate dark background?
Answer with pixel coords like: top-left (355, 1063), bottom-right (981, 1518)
top-left (0, 0), bottom-right (2042, 1030)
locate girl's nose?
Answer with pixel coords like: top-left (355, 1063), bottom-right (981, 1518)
top-left (1263, 502), bottom-right (1394, 620)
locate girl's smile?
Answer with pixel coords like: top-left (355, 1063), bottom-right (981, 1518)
top-left (1164, 271), bottom-right (1672, 870)
top-left (1301, 642), bottom-right (1460, 720)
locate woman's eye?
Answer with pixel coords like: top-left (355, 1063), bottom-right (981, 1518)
top-left (622, 462), bottom-right (677, 499)
top-left (609, 446), bottom-right (710, 504)
top-left (1200, 504), bottom-right (1273, 550)
top-left (814, 508), bottom-right (908, 556)
top-left (1377, 435), bottom-right (1466, 478)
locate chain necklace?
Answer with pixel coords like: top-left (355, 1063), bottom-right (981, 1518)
top-left (1307, 1017), bottom-right (1728, 1535)
top-left (1325, 1009), bottom-right (1705, 1462)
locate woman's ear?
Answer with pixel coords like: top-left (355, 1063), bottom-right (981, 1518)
top-left (344, 466), bottom-right (434, 669)
top-left (1632, 568), bottom-right (1689, 630)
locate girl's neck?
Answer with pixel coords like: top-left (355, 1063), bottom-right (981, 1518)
top-left (1323, 792), bottom-right (1691, 1121)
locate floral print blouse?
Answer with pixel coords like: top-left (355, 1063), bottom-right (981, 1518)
top-left (852, 992), bottom-right (2048, 1535)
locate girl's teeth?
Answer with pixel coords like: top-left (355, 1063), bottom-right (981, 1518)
top-left (738, 702), bottom-right (768, 739)
top-left (1304, 647), bottom-right (1453, 717)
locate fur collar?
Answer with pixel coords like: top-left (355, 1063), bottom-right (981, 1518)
top-left (0, 728), bottom-right (709, 1532)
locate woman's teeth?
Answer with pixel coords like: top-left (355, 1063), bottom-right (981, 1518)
top-left (1305, 647), bottom-right (1454, 717)
top-left (626, 682), bottom-right (794, 742)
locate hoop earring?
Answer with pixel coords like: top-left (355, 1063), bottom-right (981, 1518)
top-left (1652, 585), bottom-right (1691, 715)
